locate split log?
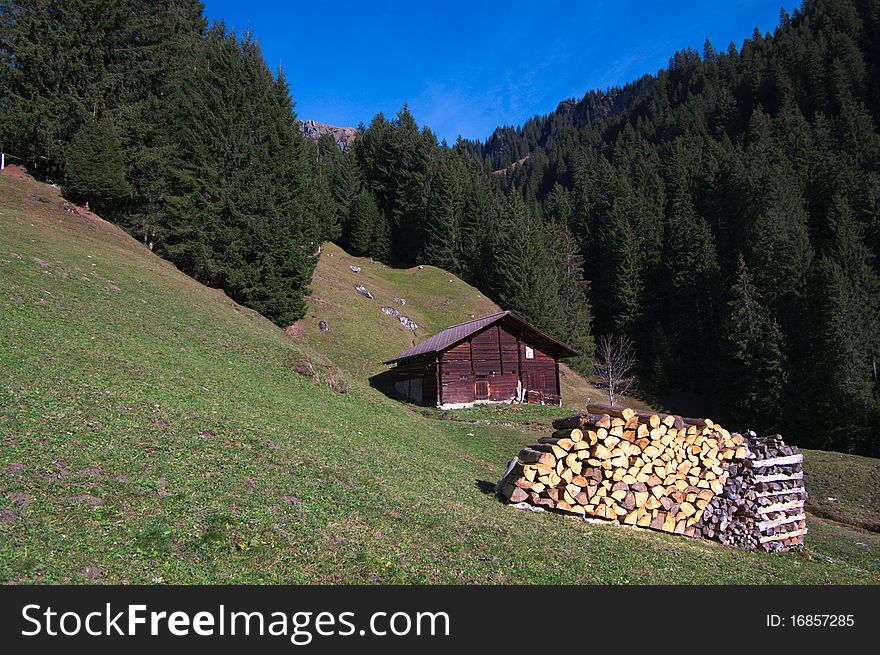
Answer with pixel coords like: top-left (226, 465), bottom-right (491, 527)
top-left (501, 484), bottom-right (528, 503)
top-left (552, 413), bottom-right (611, 430)
top-left (586, 403), bottom-right (703, 429)
top-left (758, 513), bottom-right (806, 531)
top-left (747, 454), bottom-right (803, 468)
top-left (759, 528), bottom-right (807, 544)
top-left (518, 448), bottom-right (556, 466)
top-left (495, 457), bottom-right (518, 495)
top-left (754, 472), bottom-right (804, 483)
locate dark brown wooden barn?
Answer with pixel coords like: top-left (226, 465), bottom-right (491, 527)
top-left (383, 311), bottom-right (579, 408)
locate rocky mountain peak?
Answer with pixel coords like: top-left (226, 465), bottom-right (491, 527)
top-left (298, 119), bottom-right (357, 151)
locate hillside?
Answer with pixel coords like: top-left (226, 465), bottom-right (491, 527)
top-left (1, 172), bottom-right (879, 584)
top-left (291, 241), bottom-right (629, 409)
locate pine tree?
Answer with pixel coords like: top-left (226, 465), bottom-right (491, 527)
top-left (348, 190), bottom-right (380, 257)
top-left (424, 154), bottom-right (464, 273)
top-left (63, 117), bottom-right (131, 210)
top-left (724, 255), bottom-right (788, 430)
top-left (494, 191), bottom-right (562, 334)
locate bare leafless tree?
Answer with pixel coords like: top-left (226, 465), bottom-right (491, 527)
top-left (593, 334), bottom-right (637, 406)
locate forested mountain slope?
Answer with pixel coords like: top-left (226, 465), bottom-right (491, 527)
top-left (462, 0), bottom-right (880, 455)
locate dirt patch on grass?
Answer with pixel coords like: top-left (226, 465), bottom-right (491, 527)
top-left (5, 463), bottom-right (25, 480)
top-left (323, 367), bottom-right (347, 394)
top-left (9, 492), bottom-right (30, 509)
top-left (0, 164), bottom-right (33, 181)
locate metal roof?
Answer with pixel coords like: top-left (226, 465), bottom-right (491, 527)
top-left (383, 310), bottom-right (580, 364)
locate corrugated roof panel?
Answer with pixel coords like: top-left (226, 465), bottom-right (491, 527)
top-left (383, 311), bottom-right (510, 364)
top-left (383, 310), bottom-right (579, 364)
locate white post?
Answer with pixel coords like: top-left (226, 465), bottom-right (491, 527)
top-left (1, 152), bottom-right (5, 170)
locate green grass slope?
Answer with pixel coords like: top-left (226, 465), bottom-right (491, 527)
top-left (294, 241), bottom-right (499, 381)
top-left (1, 173), bottom-right (878, 584)
top-left (293, 241), bottom-right (644, 409)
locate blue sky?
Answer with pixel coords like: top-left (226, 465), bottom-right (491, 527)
top-left (202, 1), bottom-right (797, 143)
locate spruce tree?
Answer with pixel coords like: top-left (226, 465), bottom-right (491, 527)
top-left (331, 152), bottom-right (363, 245)
top-left (387, 105), bottom-right (430, 264)
top-left (747, 169), bottom-right (813, 317)
top-left (114, 0), bottom-right (206, 246)
top-left (372, 209), bottom-right (391, 262)
top-left (663, 187), bottom-right (721, 380)
top-left (160, 24), bottom-right (318, 326)
top-left (494, 191), bottom-right (562, 335)
top-left (460, 167), bottom-right (500, 292)
top-left (547, 220), bottom-right (595, 375)
top-left (424, 154), bottom-right (464, 273)
top-left (803, 194), bottom-right (879, 453)
top-left (545, 182), bottom-right (573, 227)
top-left (348, 190), bottom-right (380, 257)
top-left (0, 0), bottom-right (128, 179)
top-left (63, 117), bottom-right (131, 210)
top-left (724, 255), bottom-right (788, 430)
top-left (605, 197), bottom-right (645, 334)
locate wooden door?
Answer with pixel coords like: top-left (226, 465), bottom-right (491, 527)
top-left (475, 376), bottom-right (489, 400)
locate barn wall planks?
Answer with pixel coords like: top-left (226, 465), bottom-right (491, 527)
top-left (519, 339), bottom-right (559, 397)
top-left (434, 324), bottom-right (560, 406)
top-left (390, 355), bottom-right (436, 406)
top-left (387, 314), bottom-right (574, 408)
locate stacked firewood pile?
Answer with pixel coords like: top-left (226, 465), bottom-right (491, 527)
top-left (499, 405), bottom-right (806, 552)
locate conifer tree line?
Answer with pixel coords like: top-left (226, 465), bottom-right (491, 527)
top-left (1, 0), bottom-right (321, 325)
top-left (2, 0), bottom-right (879, 455)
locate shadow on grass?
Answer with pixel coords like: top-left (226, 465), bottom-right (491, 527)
top-left (476, 479), bottom-right (506, 502)
top-left (368, 369), bottom-right (400, 402)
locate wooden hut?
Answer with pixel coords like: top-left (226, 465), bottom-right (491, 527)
top-left (383, 311), bottom-right (579, 408)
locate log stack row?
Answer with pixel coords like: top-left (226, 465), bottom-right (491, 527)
top-left (499, 405), bottom-right (807, 552)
